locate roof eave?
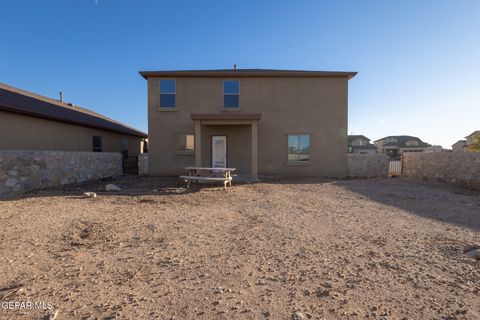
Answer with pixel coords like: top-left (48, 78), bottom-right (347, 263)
top-left (139, 70), bottom-right (357, 80)
top-left (0, 105), bottom-right (147, 138)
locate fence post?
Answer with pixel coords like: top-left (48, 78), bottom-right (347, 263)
top-left (400, 155), bottom-right (404, 176)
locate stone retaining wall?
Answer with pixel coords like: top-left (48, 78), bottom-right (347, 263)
top-left (402, 152), bottom-right (480, 190)
top-left (138, 153), bottom-right (148, 176)
top-left (347, 154), bottom-right (389, 178)
top-left (0, 150), bottom-right (122, 198)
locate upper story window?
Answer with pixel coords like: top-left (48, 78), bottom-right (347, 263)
top-left (288, 134), bottom-right (310, 162)
top-left (224, 80), bottom-right (239, 108)
top-left (160, 80), bottom-right (176, 108)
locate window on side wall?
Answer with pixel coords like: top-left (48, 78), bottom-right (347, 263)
top-left (93, 136), bottom-right (102, 152)
top-left (160, 80), bottom-right (176, 108)
top-left (288, 134), bottom-right (310, 162)
top-left (224, 80), bottom-right (239, 108)
top-left (121, 139), bottom-right (128, 159)
top-left (177, 134), bottom-right (195, 153)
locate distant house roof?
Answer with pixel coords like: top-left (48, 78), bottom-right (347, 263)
top-left (0, 83), bottom-right (147, 138)
top-left (452, 140), bottom-right (467, 147)
top-left (348, 135), bottom-right (371, 143)
top-left (347, 135), bottom-right (377, 149)
top-left (374, 135), bottom-right (430, 148)
top-left (139, 68), bottom-right (357, 80)
top-left (465, 130), bottom-right (480, 138)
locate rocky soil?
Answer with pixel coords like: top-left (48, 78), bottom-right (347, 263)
top-left (0, 177), bottom-right (479, 320)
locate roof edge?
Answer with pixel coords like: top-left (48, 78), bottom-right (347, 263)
top-left (139, 69), bottom-right (357, 80)
top-left (0, 104), bottom-right (147, 138)
top-left (0, 82), bottom-right (148, 138)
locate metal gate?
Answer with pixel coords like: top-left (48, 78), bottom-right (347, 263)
top-left (123, 156), bottom-right (138, 175)
top-left (389, 158), bottom-right (402, 177)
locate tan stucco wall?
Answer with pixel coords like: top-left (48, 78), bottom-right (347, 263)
top-left (0, 110), bottom-right (143, 156)
top-left (147, 76), bottom-right (349, 177)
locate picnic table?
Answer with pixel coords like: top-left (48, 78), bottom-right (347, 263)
top-left (180, 167), bottom-right (236, 189)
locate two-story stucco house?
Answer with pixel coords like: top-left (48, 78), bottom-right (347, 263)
top-left (453, 131), bottom-right (480, 152)
top-left (465, 131), bottom-right (480, 149)
top-left (347, 135), bottom-right (377, 154)
top-left (140, 69), bottom-right (356, 179)
top-left (375, 135), bottom-right (430, 158)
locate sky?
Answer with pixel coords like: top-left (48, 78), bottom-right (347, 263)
top-left (1, 0), bottom-right (479, 148)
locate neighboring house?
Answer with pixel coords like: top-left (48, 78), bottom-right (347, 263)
top-left (465, 131), bottom-right (480, 150)
top-left (347, 135), bottom-right (377, 154)
top-left (140, 69), bottom-right (357, 179)
top-left (374, 135), bottom-right (430, 158)
top-left (451, 131), bottom-right (480, 152)
top-left (0, 83), bottom-right (147, 156)
top-left (452, 140), bottom-right (467, 152)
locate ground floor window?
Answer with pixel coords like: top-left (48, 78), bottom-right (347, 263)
top-left (92, 136), bottom-right (102, 152)
top-left (177, 134), bottom-right (194, 153)
top-left (121, 139), bottom-right (128, 159)
top-left (288, 134), bottom-right (310, 161)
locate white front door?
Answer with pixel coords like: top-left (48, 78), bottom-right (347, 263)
top-left (212, 136), bottom-right (227, 168)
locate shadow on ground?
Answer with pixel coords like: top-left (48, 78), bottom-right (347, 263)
top-left (3, 175), bottom-right (479, 233)
top-left (0, 176), bottom-right (206, 201)
top-left (332, 178), bottom-right (480, 231)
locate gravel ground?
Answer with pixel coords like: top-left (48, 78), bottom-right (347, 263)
top-left (0, 177), bottom-right (479, 320)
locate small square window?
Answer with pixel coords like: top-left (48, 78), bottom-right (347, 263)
top-left (288, 134), bottom-right (310, 161)
top-left (224, 80), bottom-right (239, 108)
top-left (177, 134), bottom-right (194, 153)
top-left (160, 80), bottom-right (176, 108)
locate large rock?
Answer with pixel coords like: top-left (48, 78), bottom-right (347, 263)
top-left (465, 249), bottom-right (480, 260)
top-left (105, 184), bottom-right (122, 192)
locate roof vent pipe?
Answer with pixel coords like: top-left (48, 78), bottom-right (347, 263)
top-left (59, 91), bottom-right (63, 102)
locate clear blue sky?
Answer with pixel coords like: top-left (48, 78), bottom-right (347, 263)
top-left (1, 0), bottom-right (479, 148)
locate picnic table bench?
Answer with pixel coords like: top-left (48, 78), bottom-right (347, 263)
top-left (180, 167), bottom-right (236, 189)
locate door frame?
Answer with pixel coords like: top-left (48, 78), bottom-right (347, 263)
top-left (211, 135), bottom-right (228, 168)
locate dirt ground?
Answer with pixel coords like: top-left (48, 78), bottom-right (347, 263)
top-left (0, 177), bottom-right (479, 320)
